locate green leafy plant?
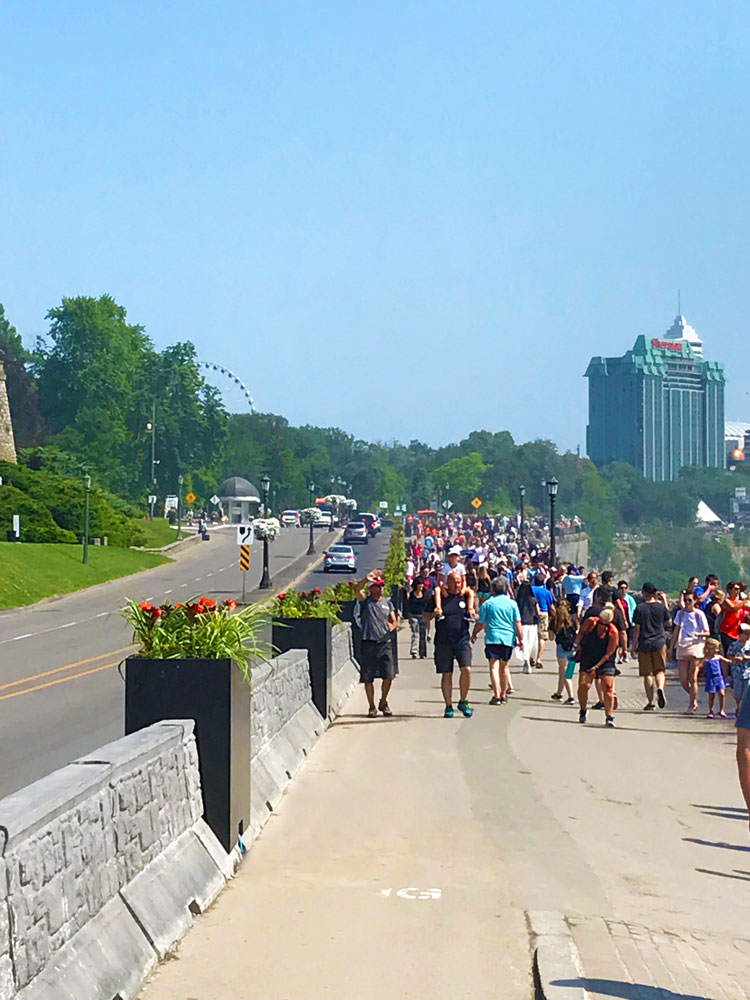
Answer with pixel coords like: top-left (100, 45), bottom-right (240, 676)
top-left (383, 521), bottom-right (406, 588)
top-left (121, 595), bottom-right (272, 682)
top-left (269, 587), bottom-right (342, 621)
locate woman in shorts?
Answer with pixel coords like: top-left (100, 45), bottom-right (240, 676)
top-left (670, 591), bottom-right (710, 714)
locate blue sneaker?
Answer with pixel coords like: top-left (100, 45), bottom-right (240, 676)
top-left (457, 700), bottom-right (474, 718)
top-left (444, 705), bottom-right (455, 718)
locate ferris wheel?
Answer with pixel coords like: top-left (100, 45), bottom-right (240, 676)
top-left (198, 362), bottom-right (255, 412)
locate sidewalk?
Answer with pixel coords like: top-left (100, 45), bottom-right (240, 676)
top-left (138, 626), bottom-right (533, 999)
top-left (138, 631), bottom-right (750, 1000)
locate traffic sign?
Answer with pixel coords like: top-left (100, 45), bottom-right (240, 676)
top-left (148, 494), bottom-right (157, 505)
top-left (471, 496), bottom-right (483, 509)
top-left (379, 501), bottom-right (388, 509)
top-left (442, 499), bottom-right (453, 510)
top-left (239, 544), bottom-right (251, 571)
top-left (185, 491), bottom-right (197, 504)
top-left (210, 494), bottom-right (221, 505)
top-left (236, 524), bottom-right (254, 546)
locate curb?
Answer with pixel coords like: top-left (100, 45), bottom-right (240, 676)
top-left (527, 911), bottom-right (587, 1000)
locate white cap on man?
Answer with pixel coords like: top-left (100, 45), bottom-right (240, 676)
top-left (448, 545), bottom-right (462, 556)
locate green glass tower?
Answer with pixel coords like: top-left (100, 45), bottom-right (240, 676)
top-left (585, 315), bottom-right (725, 482)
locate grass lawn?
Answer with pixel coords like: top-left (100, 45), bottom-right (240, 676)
top-left (0, 543), bottom-right (169, 609)
top-left (138, 518), bottom-right (179, 549)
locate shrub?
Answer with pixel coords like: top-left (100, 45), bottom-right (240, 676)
top-left (0, 484), bottom-right (76, 543)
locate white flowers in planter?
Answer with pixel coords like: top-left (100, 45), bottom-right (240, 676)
top-left (299, 507), bottom-right (322, 526)
top-left (253, 517), bottom-right (281, 541)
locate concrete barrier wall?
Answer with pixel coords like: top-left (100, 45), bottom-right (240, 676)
top-left (0, 720), bottom-right (230, 1000)
top-left (0, 623), bottom-right (364, 999)
top-left (251, 649), bottom-right (315, 751)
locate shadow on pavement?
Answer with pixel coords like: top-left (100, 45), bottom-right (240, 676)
top-left (552, 979), bottom-right (709, 999)
top-left (332, 713), bottom-right (438, 727)
top-left (695, 866), bottom-right (750, 882)
top-left (522, 716), bottom-right (730, 735)
top-left (683, 836), bottom-right (750, 852)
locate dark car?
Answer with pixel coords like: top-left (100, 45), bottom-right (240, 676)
top-left (358, 512), bottom-right (378, 536)
top-left (343, 521), bottom-right (369, 545)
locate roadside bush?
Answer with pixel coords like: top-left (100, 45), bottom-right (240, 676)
top-left (383, 521), bottom-right (406, 588)
top-left (0, 484), bottom-right (76, 543)
top-left (0, 461), bottom-right (148, 547)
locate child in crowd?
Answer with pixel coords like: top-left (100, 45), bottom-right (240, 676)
top-left (727, 623), bottom-right (750, 716)
top-left (702, 638), bottom-right (731, 718)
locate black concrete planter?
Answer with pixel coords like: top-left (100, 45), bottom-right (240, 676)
top-left (336, 600), bottom-right (356, 624)
top-left (124, 657), bottom-right (251, 853)
top-left (272, 617), bottom-right (332, 720)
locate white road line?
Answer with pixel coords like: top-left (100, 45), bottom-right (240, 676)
top-left (7, 633), bottom-right (34, 642)
top-left (206, 573), bottom-right (213, 578)
top-left (181, 584), bottom-right (188, 588)
top-left (164, 589), bottom-right (172, 594)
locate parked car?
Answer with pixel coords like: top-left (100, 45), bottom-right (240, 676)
top-left (358, 512), bottom-right (379, 536)
top-left (343, 521), bottom-right (369, 545)
top-left (315, 510), bottom-right (333, 528)
top-left (323, 544), bottom-right (357, 573)
top-left (280, 509), bottom-right (301, 527)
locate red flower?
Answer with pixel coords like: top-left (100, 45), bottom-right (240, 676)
top-left (226, 599), bottom-right (237, 610)
top-left (313, 588), bottom-right (321, 595)
top-left (139, 601), bottom-right (154, 611)
top-left (153, 608), bottom-right (163, 619)
top-left (277, 593), bottom-right (287, 600)
top-left (203, 598), bottom-right (216, 609)
top-left (175, 602), bottom-right (183, 609)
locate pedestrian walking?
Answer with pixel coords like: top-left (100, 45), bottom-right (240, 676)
top-left (577, 608), bottom-right (620, 727)
top-left (549, 599), bottom-right (577, 703)
top-left (406, 579), bottom-right (429, 659)
top-left (515, 577), bottom-right (540, 672)
top-left (354, 571), bottom-right (399, 718)
top-left (632, 582), bottom-right (671, 711)
top-left (669, 593), bottom-right (710, 714)
top-left (429, 572), bottom-right (475, 718)
top-left (471, 576), bottom-right (523, 704)
top-left (702, 637), bottom-right (731, 718)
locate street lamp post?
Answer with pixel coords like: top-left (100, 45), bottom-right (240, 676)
top-left (546, 477), bottom-right (559, 568)
top-left (82, 474), bottom-right (91, 564)
top-left (259, 473), bottom-right (272, 589)
top-left (307, 481), bottom-right (316, 555)
top-left (519, 485), bottom-right (526, 545)
top-left (177, 473), bottom-right (183, 541)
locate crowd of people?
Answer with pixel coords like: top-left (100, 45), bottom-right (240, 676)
top-left (351, 509), bottom-right (750, 830)
top-left (352, 513), bottom-right (750, 726)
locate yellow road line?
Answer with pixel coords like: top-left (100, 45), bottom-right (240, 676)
top-left (0, 645), bottom-right (132, 693)
top-left (0, 661), bottom-right (119, 702)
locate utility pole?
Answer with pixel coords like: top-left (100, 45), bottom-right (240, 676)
top-left (83, 474), bottom-right (91, 565)
top-left (177, 473), bottom-right (183, 541)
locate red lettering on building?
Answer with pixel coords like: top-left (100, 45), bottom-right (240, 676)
top-left (651, 338), bottom-right (683, 351)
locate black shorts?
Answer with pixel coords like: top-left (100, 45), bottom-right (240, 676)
top-left (580, 662), bottom-right (617, 678)
top-left (485, 643), bottom-right (514, 662)
top-left (434, 640), bottom-right (472, 673)
top-left (358, 639), bottom-right (396, 683)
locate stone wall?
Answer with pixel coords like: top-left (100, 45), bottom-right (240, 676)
top-left (0, 721), bottom-right (229, 1000)
top-left (250, 649), bottom-right (313, 754)
top-left (0, 362), bottom-right (16, 464)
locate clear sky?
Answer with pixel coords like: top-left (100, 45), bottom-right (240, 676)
top-left (2, 1), bottom-right (748, 452)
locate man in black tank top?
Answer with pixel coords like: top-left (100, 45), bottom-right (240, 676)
top-left (429, 572), bottom-right (476, 718)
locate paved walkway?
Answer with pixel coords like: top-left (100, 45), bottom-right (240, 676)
top-left (138, 630), bottom-right (750, 1000)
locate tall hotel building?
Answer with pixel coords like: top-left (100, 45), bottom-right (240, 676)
top-left (585, 314), bottom-right (725, 482)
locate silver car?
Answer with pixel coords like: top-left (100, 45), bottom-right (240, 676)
top-left (343, 521), bottom-right (369, 545)
top-left (323, 544), bottom-right (357, 573)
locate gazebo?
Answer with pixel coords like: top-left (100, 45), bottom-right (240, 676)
top-left (218, 476), bottom-right (261, 523)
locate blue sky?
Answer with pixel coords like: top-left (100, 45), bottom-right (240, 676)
top-left (2, 1), bottom-right (748, 452)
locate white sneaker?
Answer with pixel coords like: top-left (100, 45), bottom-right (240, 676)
top-left (522, 664), bottom-right (532, 674)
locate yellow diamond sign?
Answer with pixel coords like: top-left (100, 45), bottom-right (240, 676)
top-left (185, 491), bottom-right (197, 504)
top-left (471, 496), bottom-right (483, 509)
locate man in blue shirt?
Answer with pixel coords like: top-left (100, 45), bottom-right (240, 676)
top-left (532, 575), bottom-right (556, 664)
top-left (471, 577), bottom-right (523, 704)
top-left (561, 565), bottom-right (586, 613)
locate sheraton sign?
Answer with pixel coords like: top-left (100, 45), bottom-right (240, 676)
top-left (651, 338), bottom-right (683, 351)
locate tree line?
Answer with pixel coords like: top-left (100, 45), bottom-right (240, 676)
top-left (3, 295), bottom-right (748, 566)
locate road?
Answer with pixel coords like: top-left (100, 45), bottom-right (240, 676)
top-left (0, 524), bottom-right (389, 798)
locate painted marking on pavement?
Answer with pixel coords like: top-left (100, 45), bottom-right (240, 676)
top-left (0, 661), bottom-right (119, 702)
top-left (0, 646), bottom-right (132, 696)
top-left (164, 589), bottom-right (172, 594)
top-left (379, 888), bottom-right (442, 900)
